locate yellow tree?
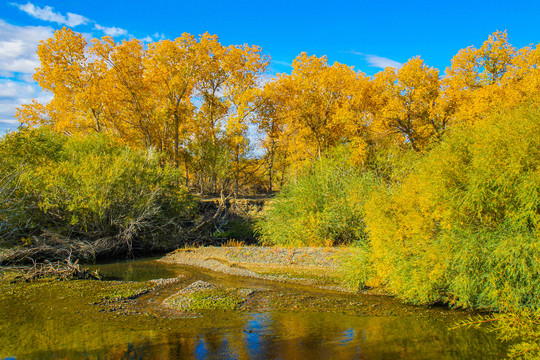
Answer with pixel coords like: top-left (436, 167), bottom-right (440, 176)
top-left (17, 27), bottom-right (108, 134)
top-left (504, 43), bottom-right (540, 104)
top-left (443, 31), bottom-right (518, 123)
top-left (195, 34), bottom-right (230, 145)
top-left (259, 73), bottom-right (303, 179)
top-left (373, 56), bottom-right (443, 152)
top-left (186, 34), bottom-right (231, 193)
top-left (145, 35), bottom-right (199, 174)
top-left (90, 36), bottom-right (162, 148)
top-left (189, 34), bottom-right (269, 195)
top-left (256, 79), bottom-right (289, 192)
top-left (266, 53), bottom-right (359, 173)
top-left (222, 44), bottom-right (269, 196)
top-left (256, 54), bottom-right (369, 186)
top-left (342, 71), bottom-right (379, 167)
top-left (288, 53), bottom-right (358, 158)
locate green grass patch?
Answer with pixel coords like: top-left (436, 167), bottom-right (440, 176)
top-left (166, 287), bottom-right (253, 311)
top-left (97, 281), bottom-right (154, 302)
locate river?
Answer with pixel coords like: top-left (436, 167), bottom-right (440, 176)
top-left (0, 258), bottom-right (508, 359)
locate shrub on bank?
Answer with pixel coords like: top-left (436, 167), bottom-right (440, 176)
top-left (364, 105), bottom-right (540, 309)
top-left (256, 146), bottom-right (378, 247)
top-left (0, 129), bottom-right (196, 261)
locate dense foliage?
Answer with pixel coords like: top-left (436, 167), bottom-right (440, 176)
top-left (256, 147), bottom-right (378, 247)
top-left (17, 30), bottom-right (540, 197)
top-left (0, 129), bottom-right (196, 260)
top-left (364, 105), bottom-right (540, 358)
top-left (257, 105), bottom-right (540, 358)
top-left (366, 105), bottom-right (540, 308)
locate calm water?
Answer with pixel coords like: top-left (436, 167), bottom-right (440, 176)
top-left (0, 259), bottom-right (508, 360)
top-left (88, 257), bottom-right (184, 282)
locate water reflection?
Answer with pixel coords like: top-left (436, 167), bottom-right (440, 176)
top-left (40, 311), bottom-right (503, 360)
top-left (87, 259), bottom-right (185, 282)
top-left (0, 260), bottom-right (508, 360)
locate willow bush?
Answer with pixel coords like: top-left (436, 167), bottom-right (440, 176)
top-left (363, 105), bottom-right (540, 309)
top-left (0, 129), bottom-right (196, 261)
top-left (256, 146), bottom-right (378, 247)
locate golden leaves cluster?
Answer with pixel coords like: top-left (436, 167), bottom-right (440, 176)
top-left (17, 28), bottom-right (270, 194)
top-left (17, 29), bottom-right (540, 192)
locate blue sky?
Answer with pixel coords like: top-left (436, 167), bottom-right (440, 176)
top-left (1, 0), bottom-right (540, 133)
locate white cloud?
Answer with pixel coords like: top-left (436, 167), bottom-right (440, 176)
top-left (0, 19), bottom-right (54, 75)
top-left (0, 40), bottom-right (27, 59)
top-left (0, 79), bottom-right (52, 116)
top-left (365, 54), bottom-right (402, 69)
top-left (0, 85), bottom-right (52, 128)
top-left (12, 2), bottom-right (129, 38)
top-left (65, 13), bottom-right (88, 27)
top-left (0, 79), bottom-right (35, 98)
top-left (349, 51), bottom-right (402, 70)
top-left (272, 60), bottom-right (292, 67)
top-left (11, 2), bottom-right (88, 27)
top-left (0, 21), bottom-right (53, 127)
top-left (17, 73), bottom-right (36, 83)
top-left (94, 23), bottom-right (128, 37)
top-left (152, 32), bottom-right (166, 40)
top-left (140, 33), bottom-right (166, 43)
top-left (0, 118), bottom-right (20, 125)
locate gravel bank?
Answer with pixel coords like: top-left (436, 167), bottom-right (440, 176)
top-left (160, 246), bottom-right (361, 292)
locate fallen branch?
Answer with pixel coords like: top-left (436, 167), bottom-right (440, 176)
top-left (9, 257), bottom-right (101, 282)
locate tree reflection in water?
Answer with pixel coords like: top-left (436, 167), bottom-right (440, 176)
top-left (0, 260), bottom-right (508, 360)
top-left (84, 311), bottom-right (505, 360)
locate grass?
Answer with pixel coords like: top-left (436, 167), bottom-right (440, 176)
top-left (243, 263), bottom-right (345, 287)
top-left (97, 281), bottom-right (154, 302)
top-left (165, 287), bottom-right (251, 311)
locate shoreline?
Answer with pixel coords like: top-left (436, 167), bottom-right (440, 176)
top-left (160, 245), bottom-right (377, 295)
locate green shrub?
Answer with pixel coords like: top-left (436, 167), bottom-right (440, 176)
top-left (363, 104), bottom-right (540, 309)
top-left (0, 129), bottom-right (196, 260)
top-left (339, 241), bottom-right (374, 290)
top-left (256, 146), bottom-right (378, 247)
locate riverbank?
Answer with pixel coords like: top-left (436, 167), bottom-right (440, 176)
top-left (160, 246), bottom-right (360, 292)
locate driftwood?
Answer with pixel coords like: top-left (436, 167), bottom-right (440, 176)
top-left (0, 195), bottom-right (266, 265)
top-left (186, 191), bottom-right (233, 245)
top-left (0, 232), bottom-right (98, 265)
top-left (8, 258), bottom-right (101, 282)
top-left (191, 192), bottom-right (230, 232)
top-left (0, 230), bottom-right (134, 265)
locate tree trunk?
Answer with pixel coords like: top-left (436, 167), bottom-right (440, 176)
top-left (234, 149), bottom-right (239, 198)
top-left (174, 113), bottom-right (180, 168)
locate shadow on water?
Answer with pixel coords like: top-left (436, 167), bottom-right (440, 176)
top-left (0, 259), bottom-right (508, 360)
top-left (87, 258), bottom-right (185, 282)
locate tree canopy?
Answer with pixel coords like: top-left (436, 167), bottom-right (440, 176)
top-left (17, 29), bottom-right (540, 195)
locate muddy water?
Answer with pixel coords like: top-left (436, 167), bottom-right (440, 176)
top-left (0, 259), bottom-right (507, 359)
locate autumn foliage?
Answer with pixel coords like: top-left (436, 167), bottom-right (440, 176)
top-left (17, 29), bottom-right (269, 196)
top-left (256, 146), bottom-right (378, 247)
top-left (16, 29), bottom-right (540, 197)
